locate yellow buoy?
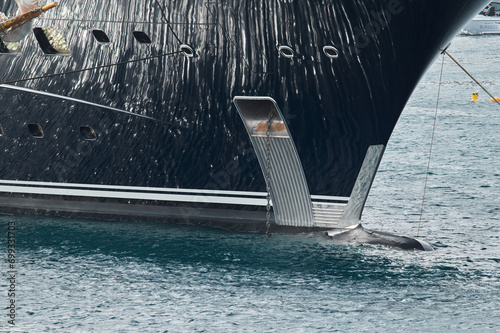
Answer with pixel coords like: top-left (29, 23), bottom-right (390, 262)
top-left (472, 92), bottom-right (478, 101)
top-left (490, 97), bottom-right (500, 102)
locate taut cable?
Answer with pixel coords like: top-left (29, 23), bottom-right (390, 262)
top-left (418, 53), bottom-right (445, 237)
top-left (441, 49), bottom-right (500, 107)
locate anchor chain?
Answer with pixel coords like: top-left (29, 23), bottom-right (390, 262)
top-left (265, 109), bottom-right (273, 237)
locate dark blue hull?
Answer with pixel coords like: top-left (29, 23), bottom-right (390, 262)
top-left (0, 0), bottom-right (489, 233)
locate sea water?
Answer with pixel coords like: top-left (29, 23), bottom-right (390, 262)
top-left (1, 36), bottom-right (499, 332)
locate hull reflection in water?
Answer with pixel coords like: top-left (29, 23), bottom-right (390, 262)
top-left (0, 0), bottom-right (490, 250)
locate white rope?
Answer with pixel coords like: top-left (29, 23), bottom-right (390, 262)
top-left (418, 53), bottom-right (445, 237)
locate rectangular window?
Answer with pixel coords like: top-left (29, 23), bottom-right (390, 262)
top-left (28, 123), bottom-right (44, 138)
top-left (33, 27), bottom-right (70, 54)
top-left (133, 31), bottom-right (152, 44)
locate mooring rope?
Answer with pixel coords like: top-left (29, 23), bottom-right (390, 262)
top-left (418, 48), bottom-right (500, 237)
top-left (441, 49), bottom-right (500, 107)
top-left (418, 53), bottom-right (445, 237)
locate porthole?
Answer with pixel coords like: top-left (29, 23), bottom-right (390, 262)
top-left (133, 31), bottom-right (152, 44)
top-left (33, 27), bottom-right (70, 54)
top-left (28, 123), bottom-right (44, 138)
top-left (180, 44), bottom-right (195, 58)
top-left (92, 29), bottom-right (110, 43)
top-left (278, 45), bottom-right (295, 59)
top-left (323, 46), bottom-right (339, 59)
top-left (80, 126), bottom-right (97, 141)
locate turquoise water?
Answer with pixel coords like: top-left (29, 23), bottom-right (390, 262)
top-left (2, 35), bottom-right (500, 332)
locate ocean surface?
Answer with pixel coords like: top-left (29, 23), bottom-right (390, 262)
top-left (2, 36), bottom-right (500, 332)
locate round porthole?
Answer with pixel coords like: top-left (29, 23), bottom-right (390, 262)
top-left (180, 44), bottom-right (195, 58)
top-left (278, 45), bottom-right (294, 59)
top-left (323, 46), bottom-right (339, 59)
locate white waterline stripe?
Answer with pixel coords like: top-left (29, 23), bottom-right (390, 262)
top-left (0, 180), bottom-right (266, 197)
top-left (0, 185), bottom-right (270, 206)
top-left (0, 180), bottom-right (350, 202)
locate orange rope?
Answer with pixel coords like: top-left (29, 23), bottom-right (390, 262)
top-left (0, 2), bottom-right (58, 37)
top-left (442, 49), bottom-right (500, 108)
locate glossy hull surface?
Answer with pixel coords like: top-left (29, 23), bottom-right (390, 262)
top-left (0, 0), bottom-right (489, 232)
